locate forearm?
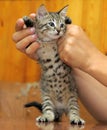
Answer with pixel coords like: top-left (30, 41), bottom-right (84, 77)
top-left (83, 51), bottom-right (107, 87)
top-left (73, 69), bottom-right (107, 123)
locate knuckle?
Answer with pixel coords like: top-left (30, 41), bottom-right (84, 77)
top-left (65, 37), bottom-right (74, 47)
top-left (68, 25), bottom-right (82, 36)
top-left (73, 25), bottom-right (82, 31)
top-left (12, 33), bottom-right (17, 42)
top-left (64, 44), bottom-right (70, 54)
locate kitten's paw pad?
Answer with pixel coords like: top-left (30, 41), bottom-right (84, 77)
top-left (70, 118), bottom-right (85, 125)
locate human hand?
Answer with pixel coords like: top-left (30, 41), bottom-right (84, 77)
top-left (12, 13), bottom-right (40, 60)
top-left (58, 24), bottom-right (101, 71)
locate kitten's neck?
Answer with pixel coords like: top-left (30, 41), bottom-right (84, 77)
top-left (36, 37), bottom-right (58, 44)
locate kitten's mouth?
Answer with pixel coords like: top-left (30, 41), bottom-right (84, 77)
top-left (43, 31), bottom-right (63, 41)
top-left (53, 34), bottom-right (61, 39)
top-left (55, 33), bottom-right (63, 38)
top-left (47, 33), bottom-right (61, 39)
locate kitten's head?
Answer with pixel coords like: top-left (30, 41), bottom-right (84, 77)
top-left (35, 5), bottom-right (69, 42)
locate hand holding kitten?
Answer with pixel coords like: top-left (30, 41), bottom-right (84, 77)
top-left (12, 13), bottom-right (40, 60)
top-left (12, 13), bottom-right (101, 73)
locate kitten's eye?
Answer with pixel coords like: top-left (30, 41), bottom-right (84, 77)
top-left (49, 22), bottom-right (55, 27)
top-left (60, 23), bottom-right (64, 28)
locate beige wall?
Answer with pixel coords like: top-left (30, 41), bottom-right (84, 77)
top-left (0, 0), bottom-right (107, 82)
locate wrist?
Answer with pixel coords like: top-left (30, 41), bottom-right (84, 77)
top-left (81, 50), bottom-right (105, 74)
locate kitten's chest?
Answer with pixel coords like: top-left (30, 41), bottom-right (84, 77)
top-left (37, 42), bottom-right (58, 60)
top-left (37, 42), bottom-right (71, 76)
top-left (37, 42), bottom-right (70, 75)
top-left (37, 42), bottom-right (62, 72)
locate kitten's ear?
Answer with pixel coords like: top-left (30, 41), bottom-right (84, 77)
top-left (58, 5), bottom-right (68, 17)
top-left (37, 4), bottom-right (49, 20)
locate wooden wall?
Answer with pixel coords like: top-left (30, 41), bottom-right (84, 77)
top-left (0, 0), bottom-right (107, 82)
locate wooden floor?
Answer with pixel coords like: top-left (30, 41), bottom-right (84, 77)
top-left (0, 81), bottom-right (107, 130)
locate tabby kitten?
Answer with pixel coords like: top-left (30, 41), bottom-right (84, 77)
top-left (23, 5), bottom-right (85, 125)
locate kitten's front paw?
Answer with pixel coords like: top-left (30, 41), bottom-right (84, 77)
top-left (36, 112), bottom-right (55, 122)
top-left (70, 117), bottom-right (85, 125)
top-left (23, 16), bottom-right (34, 27)
top-left (36, 116), bottom-right (49, 122)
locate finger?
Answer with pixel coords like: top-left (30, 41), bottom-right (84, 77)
top-left (12, 27), bottom-right (36, 43)
top-left (57, 36), bottom-right (66, 53)
top-left (15, 14), bottom-right (36, 32)
top-left (16, 34), bottom-right (37, 51)
top-left (15, 18), bottom-right (24, 31)
top-left (58, 42), bottom-right (65, 56)
top-left (26, 42), bottom-right (40, 55)
top-left (57, 36), bottom-right (64, 46)
top-left (29, 13), bottom-right (36, 19)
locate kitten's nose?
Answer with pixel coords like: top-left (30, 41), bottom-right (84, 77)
top-left (56, 30), bottom-right (60, 35)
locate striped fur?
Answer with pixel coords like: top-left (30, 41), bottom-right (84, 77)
top-left (24, 5), bottom-right (85, 125)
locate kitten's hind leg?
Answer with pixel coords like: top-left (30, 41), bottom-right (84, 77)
top-left (36, 110), bottom-right (55, 122)
top-left (67, 95), bottom-right (85, 125)
top-left (36, 96), bottom-right (55, 122)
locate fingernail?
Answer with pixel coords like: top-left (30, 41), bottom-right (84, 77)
top-left (30, 27), bottom-right (35, 33)
top-left (32, 34), bottom-right (37, 39)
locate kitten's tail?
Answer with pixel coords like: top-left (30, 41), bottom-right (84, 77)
top-left (24, 101), bottom-right (42, 112)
